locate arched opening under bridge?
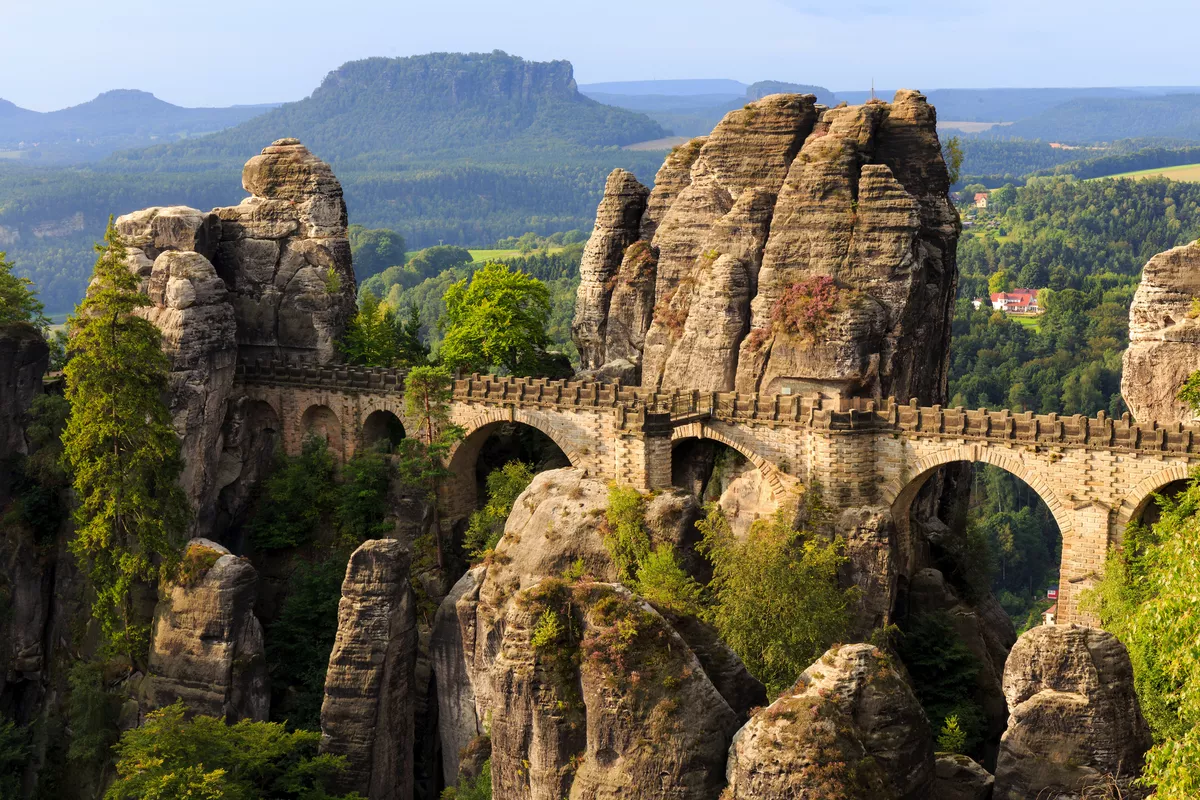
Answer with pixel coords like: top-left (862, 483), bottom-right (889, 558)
top-left (671, 436), bottom-right (777, 538)
top-left (300, 404), bottom-right (342, 457)
top-left (362, 409), bottom-right (406, 451)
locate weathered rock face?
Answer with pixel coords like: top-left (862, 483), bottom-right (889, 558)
top-left (115, 208), bottom-right (240, 534)
top-left (725, 643), bottom-right (935, 799)
top-left (320, 539), bottom-right (417, 800)
top-left (573, 91), bottom-right (958, 403)
top-left (993, 625), bottom-right (1151, 800)
top-left (934, 753), bottom-right (994, 800)
top-left (432, 468), bottom-right (763, 797)
top-left (215, 138), bottom-right (357, 364)
top-left (0, 323), bottom-right (48, 490)
top-left (116, 139), bottom-right (354, 539)
top-left (145, 539), bottom-right (268, 722)
top-left (1122, 238), bottom-right (1200, 424)
top-left (573, 170), bottom-right (650, 370)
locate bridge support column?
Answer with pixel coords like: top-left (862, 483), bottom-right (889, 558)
top-left (1055, 503), bottom-right (1110, 626)
top-left (614, 432), bottom-right (673, 493)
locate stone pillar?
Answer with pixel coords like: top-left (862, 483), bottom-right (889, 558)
top-left (320, 540), bottom-right (417, 800)
top-left (1055, 504), bottom-right (1110, 625)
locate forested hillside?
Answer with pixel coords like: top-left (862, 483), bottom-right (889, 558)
top-left (950, 176), bottom-right (1200, 416)
top-left (0, 51), bottom-right (666, 312)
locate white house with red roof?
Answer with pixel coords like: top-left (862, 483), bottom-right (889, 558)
top-left (990, 288), bottom-right (1040, 315)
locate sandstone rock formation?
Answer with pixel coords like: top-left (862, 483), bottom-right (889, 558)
top-left (993, 624), bottom-right (1151, 799)
top-left (432, 468), bottom-right (762, 798)
top-left (0, 323), bottom-right (48, 493)
top-left (1122, 238), bottom-right (1200, 424)
top-left (934, 753), bottom-right (994, 800)
top-left (114, 139), bottom-right (355, 538)
top-left (573, 91), bottom-right (958, 404)
top-left (145, 538), bottom-right (268, 722)
top-left (320, 539), bottom-right (417, 800)
top-left (725, 643), bottom-right (935, 799)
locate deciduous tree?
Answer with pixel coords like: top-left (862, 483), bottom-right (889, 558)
top-left (440, 262), bottom-right (552, 375)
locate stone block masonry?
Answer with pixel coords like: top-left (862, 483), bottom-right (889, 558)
top-left (236, 360), bottom-right (1200, 625)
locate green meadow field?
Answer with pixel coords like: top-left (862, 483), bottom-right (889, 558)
top-left (1099, 163), bottom-right (1200, 182)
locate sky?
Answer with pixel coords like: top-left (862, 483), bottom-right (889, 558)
top-left (2, 0), bottom-right (1198, 111)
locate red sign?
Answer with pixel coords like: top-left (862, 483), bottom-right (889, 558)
top-left (1047, 589), bottom-right (1058, 600)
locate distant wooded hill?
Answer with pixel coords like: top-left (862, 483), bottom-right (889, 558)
top-left (0, 52), bottom-right (667, 312)
top-left (0, 90), bottom-right (274, 162)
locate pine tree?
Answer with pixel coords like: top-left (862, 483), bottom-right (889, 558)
top-left (62, 220), bottom-right (189, 661)
top-left (341, 290), bottom-right (397, 367)
top-left (397, 366), bottom-right (463, 567)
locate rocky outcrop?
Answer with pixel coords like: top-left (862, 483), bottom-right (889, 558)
top-left (0, 322), bottom-right (48, 496)
top-left (934, 754), bottom-right (994, 800)
top-left (573, 91), bottom-right (958, 402)
top-left (320, 539), bottom-right (417, 800)
top-left (115, 139), bottom-right (354, 539)
top-left (215, 138), bottom-right (357, 364)
top-left (573, 170), bottom-right (650, 370)
top-left (725, 643), bottom-right (935, 799)
top-left (1122, 238), bottom-right (1200, 424)
top-left (145, 539), bottom-right (268, 722)
top-left (432, 468), bottom-right (762, 798)
top-left (993, 625), bottom-right (1151, 799)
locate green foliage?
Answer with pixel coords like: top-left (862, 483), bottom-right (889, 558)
top-left (531, 609), bottom-right (566, 650)
top-left (66, 661), bottom-right (122, 778)
top-left (1177, 369), bottom-right (1200, 413)
top-left (697, 504), bottom-right (855, 697)
top-left (462, 461), bottom-right (535, 560)
top-left (602, 486), bottom-right (652, 583)
top-left (398, 367), bottom-right (464, 567)
top-left (0, 251), bottom-right (48, 327)
top-left (1088, 475), bottom-right (1200, 798)
top-left (942, 136), bottom-right (964, 185)
top-left (336, 448), bottom-right (394, 542)
top-left (106, 702), bottom-right (365, 800)
top-left (0, 716), bottom-right (29, 798)
top-left (348, 224), bottom-right (405, 281)
top-left (266, 557), bottom-right (348, 731)
top-left (896, 610), bottom-right (987, 756)
top-left (937, 715), bottom-right (968, 755)
top-left (249, 436), bottom-right (336, 551)
top-left (340, 290), bottom-right (428, 369)
top-left (951, 176), bottom-right (1200, 419)
top-left (62, 220), bottom-right (189, 659)
top-left (440, 262), bottom-right (553, 375)
top-left (440, 760), bottom-right (491, 800)
top-left (634, 545), bottom-right (703, 616)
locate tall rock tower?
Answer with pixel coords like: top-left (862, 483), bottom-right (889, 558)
top-left (572, 91), bottom-right (960, 405)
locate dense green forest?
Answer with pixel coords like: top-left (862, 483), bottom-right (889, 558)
top-left (999, 93), bottom-right (1200, 143)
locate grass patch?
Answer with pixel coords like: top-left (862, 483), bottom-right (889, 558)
top-left (469, 246), bottom-right (568, 263)
top-left (1012, 314), bottom-right (1041, 332)
top-left (1093, 163), bottom-right (1200, 183)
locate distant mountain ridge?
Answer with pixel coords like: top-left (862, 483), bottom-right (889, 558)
top-left (0, 90), bottom-right (274, 161)
top-left (117, 52), bottom-right (669, 168)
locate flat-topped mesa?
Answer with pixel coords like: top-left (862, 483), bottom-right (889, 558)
top-left (1122, 238), bottom-right (1200, 424)
top-left (573, 90), bottom-right (959, 405)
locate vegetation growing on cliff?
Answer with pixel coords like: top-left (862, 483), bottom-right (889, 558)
top-left (62, 220), bottom-right (189, 660)
top-left (463, 460), bottom-right (535, 560)
top-left (1090, 475), bottom-right (1200, 799)
top-left (106, 702), bottom-right (365, 800)
top-left (0, 251), bottom-right (47, 327)
top-left (697, 504), bottom-right (855, 697)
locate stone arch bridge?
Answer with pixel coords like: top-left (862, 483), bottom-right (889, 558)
top-left (236, 360), bottom-right (1200, 625)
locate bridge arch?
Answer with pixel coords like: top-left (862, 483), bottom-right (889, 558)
top-left (1115, 463), bottom-right (1194, 536)
top-left (881, 443), bottom-right (1075, 545)
top-left (670, 421), bottom-right (792, 502)
top-left (362, 409), bottom-right (406, 451)
top-left (443, 407), bottom-right (580, 526)
top-left (300, 404), bottom-right (343, 458)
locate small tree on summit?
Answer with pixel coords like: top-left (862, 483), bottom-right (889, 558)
top-left (62, 220), bottom-right (188, 661)
top-left (0, 251), bottom-right (48, 328)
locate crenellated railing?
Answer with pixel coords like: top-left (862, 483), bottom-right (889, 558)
top-left (235, 360), bottom-right (1200, 454)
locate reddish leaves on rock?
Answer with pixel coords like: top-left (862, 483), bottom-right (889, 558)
top-left (770, 276), bottom-right (839, 340)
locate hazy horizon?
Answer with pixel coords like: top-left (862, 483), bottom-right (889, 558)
top-left (4, 0), bottom-right (1198, 112)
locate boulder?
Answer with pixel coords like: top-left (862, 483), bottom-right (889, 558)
top-left (145, 539), bottom-right (268, 722)
top-left (1122, 238), bottom-right (1200, 424)
top-left (432, 467), bottom-right (760, 799)
top-left (993, 625), bottom-right (1151, 799)
top-left (320, 539), bottom-right (418, 800)
top-left (934, 753), bottom-right (994, 800)
top-left (725, 643), bottom-right (935, 799)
